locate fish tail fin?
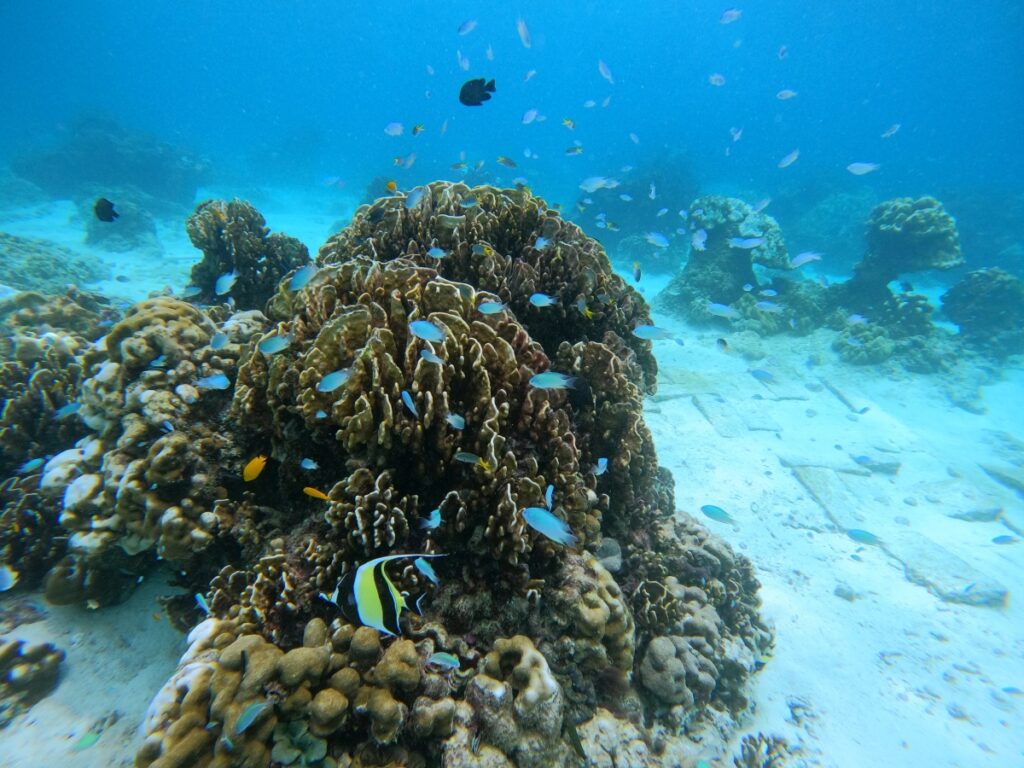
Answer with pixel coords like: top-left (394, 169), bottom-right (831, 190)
top-left (486, 79), bottom-right (496, 92)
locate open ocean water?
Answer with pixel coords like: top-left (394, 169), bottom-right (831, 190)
top-left (0, 2), bottom-right (1022, 767)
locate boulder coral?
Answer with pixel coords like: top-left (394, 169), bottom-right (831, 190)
top-left (658, 196), bottom-right (788, 323)
top-left (941, 267), bottom-right (1024, 358)
top-left (0, 188), bottom-right (770, 765)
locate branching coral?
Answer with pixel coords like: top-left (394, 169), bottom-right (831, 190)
top-left (186, 199), bottom-right (309, 310)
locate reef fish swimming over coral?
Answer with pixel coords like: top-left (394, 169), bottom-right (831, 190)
top-left (93, 197), bottom-right (118, 222)
top-left (321, 554), bottom-right (445, 636)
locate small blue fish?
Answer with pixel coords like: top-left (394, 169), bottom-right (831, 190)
top-left (992, 535), bottom-right (1018, 545)
top-left (235, 701), bottom-right (272, 735)
top-left (402, 390), bottom-right (418, 417)
top-left (460, 198), bottom-right (478, 209)
top-left (454, 452), bottom-right (491, 471)
top-left (410, 319), bottom-right (446, 342)
top-left (478, 301), bottom-right (506, 315)
top-left (420, 349), bottom-right (444, 365)
top-left (414, 557), bottom-right (440, 584)
top-left (258, 335), bottom-right (292, 355)
top-left (700, 504), bottom-right (736, 526)
top-left (755, 301), bottom-right (782, 313)
top-left (645, 232), bottom-right (669, 248)
top-left (17, 457), bottom-right (44, 474)
top-left (544, 484), bottom-right (554, 509)
top-left (195, 593), bottom-right (211, 615)
top-left (847, 314), bottom-right (868, 325)
top-left (406, 187), bottom-right (427, 208)
top-left (214, 271), bottom-right (238, 296)
top-left (446, 413), bottom-right (465, 430)
top-left (161, 420), bottom-right (175, 432)
top-left (728, 237), bottom-right (765, 249)
top-left (750, 369), bottom-right (775, 383)
top-left (210, 332), bottom-right (229, 350)
top-left (743, 283), bottom-right (754, 292)
top-left (419, 508), bottom-right (442, 530)
top-left (529, 371), bottom-right (575, 389)
top-left (674, 338), bottom-right (685, 347)
top-left (300, 458), bottom-right (320, 470)
top-left (529, 292), bottom-right (557, 307)
top-left (54, 402), bottom-right (81, 419)
top-left (195, 373), bottom-right (231, 390)
top-left (289, 264), bottom-right (317, 291)
top-left (523, 506), bottom-right (578, 546)
top-left (534, 236), bottom-right (551, 250)
top-left (707, 302), bottom-right (739, 319)
top-left (182, 285), bottom-right (202, 298)
top-left (760, 289), bottom-right (778, 297)
top-left (317, 369), bottom-right (350, 393)
top-left (691, 228), bottom-right (708, 251)
top-left (427, 651), bottom-right (460, 670)
top-left (149, 355), bottom-right (167, 368)
top-left (593, 457), bottom-right (608, 476)
top-left (847, 528), bottom-right (881, 546)
top-left (632, 325), bottom-right (675, 341)
top-left (426, 247), bottom-right (448, 259)
top-left (315, 409), bottom-right (328, 419)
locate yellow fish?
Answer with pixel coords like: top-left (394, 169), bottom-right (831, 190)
top-left (496, 155), bottom-right (517, 168)
top-left (412, 124), bottom-right (425, 136)
top-left (303, 487), bottom-right (330, 500)
top-left (243, 455), bottom-right (268, 482)
top-left (386, 180), bottom-right (398, 192)
top-left (562, 118), bottom-right (575, 130)
top-left (565, 145), bottom-right (583, 155)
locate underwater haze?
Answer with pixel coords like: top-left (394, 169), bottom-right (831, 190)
top-left (0, 2), bottom-right (1022, 768)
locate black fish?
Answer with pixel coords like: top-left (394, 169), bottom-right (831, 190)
top-left (94, 197), bottom-right (118, 222)
top-left (459, 78), bottom-right (495, 107)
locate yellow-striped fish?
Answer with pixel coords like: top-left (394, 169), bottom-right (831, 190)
top-left (243, 455), bottom-right (267, 482)
top-left (321, 554), bottom-right (444, 636)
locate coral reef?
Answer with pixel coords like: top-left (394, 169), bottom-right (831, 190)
top-left (658, 196), bottom-right (788, 323)
top-left (0, 232), bottom-right (106, 294)
top-left (186, 199), bottom-right (310, 311)
top-left (733, 732), bottom-right (793, 768)
top-left (1, 185), bottom-right (770, 765)
top-left (942, 267), bottom-right (1024, 358)
top-left (10, 116), bottom-right (209, 209)
top-left (0, 638), bottom-right (64, 728)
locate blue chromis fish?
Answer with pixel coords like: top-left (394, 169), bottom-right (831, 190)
top-left (728, 237), bottom-right (765, 249)
top-left (529, 371), bottom-right (575, 389)
top-left (214, 270), bottom-right (238, 296)
top-left (288, 264), bottom-right (317, 291)
top-left (17, 457), bottom-right (45, 474)
top-left (414, 556), bottom-right (440, 584)
top-left (478, 301), bottom-right (506, 315)
top-left (534, 236), bottom-right (551, 250)
top-left (707, 302), bottom-right (740, 319)
top-left (522, 506), bottom-right (578, 546)
top-left (402, 390), bottom-right (418, 417)
top-left (257, 335), bottom-right (292, 355)
top-left (182, 285), bottom-right (202, 298)
top-left (195, 373), bottom-right (231, 390)
top-left (210, 332), bottom-right (229, 350)
top-left (405, 187), bottom-right (427, 209)
top-left (445, 413), bottom-right (466, 430)
top-left (750, 369), bottom-right (775, 383)
top-left (992, 535), bottom-right (1018, 545)
top-left (234, 701), bottom-right (272, 735)
top-left (315, 409), bottom-right (328, 419)
top-left (317, 369), bottom-right (350, 393)
top-left (847, 528), bottom-right (881, 546)
top-left (700, 504), bottom-right (736, 526)
top-left (420, 349), bottom-right (444, 365)
top-left (426, 247), bottom-right (448, 259)
top-left (300, 458), bottom-right (320, 470)
top-left (54, 402), bottom-right (81, 419)
top-left (645, 232), bottom-right (669, 248)
top-left (320, 553), bottom-right (445, 636)
top-left (427, 651), bottom-right (460, 670)
top-left (631, 325), bottom-right (675, 341)
top-left (410, 319), bottom-right (446, 342)
top-left (195, 592), bottom-right (211, 615)
top-left (454, 452), bottom-right (492, 471)
top-left (419, 508), bottom-right (442, 530)
top-left (529, 292), bottom-right (557, 307)
top-left (755, 301), bottom-right (782, 313)
top-left (593, 457), bottom-right (608, 476)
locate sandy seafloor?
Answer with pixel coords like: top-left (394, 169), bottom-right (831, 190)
top-left (0, 194), bottom-right (1022, 768)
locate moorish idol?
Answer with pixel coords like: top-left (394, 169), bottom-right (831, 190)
top-left (320, 554), bottom-right (444, 636)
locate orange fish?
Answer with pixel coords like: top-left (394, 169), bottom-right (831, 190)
top-left (243, 455), bottom-right (268, 482)
top-left (303, 486), bottom-right (330, 500)
top-left (386, 180), bottom-right (398, 192)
